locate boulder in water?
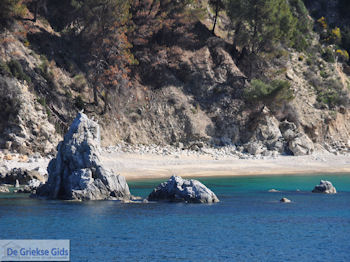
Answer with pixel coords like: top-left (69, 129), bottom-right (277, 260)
top-left (34, 112), bottom-right (131, 201)
top-left (280, 197), bottom-right (291, 203)
top-left (148, 175), bottom-right (219, 203)
top-left (312, 180), bottom-right (337, 194)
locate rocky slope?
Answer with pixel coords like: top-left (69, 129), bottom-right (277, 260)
top-left (0, 4), bottom-right (350, 158)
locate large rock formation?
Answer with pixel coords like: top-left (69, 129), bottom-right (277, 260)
top-left (35, 112), bottom-right (131, 200)
top-left (148, 175), bottom-right (219, 203)
top-left (312, 180), bottom-right (337, 194)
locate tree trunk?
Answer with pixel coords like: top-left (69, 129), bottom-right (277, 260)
top-left (102, 90), bottom-right (110, 115)
top-left (233, 21), bottom-right (242, 51)
top-left (93, 85), bottom-right (99, 106)
top-left (33, 0), bottom-right (38, 22)
top-left (211, 1), bottom-right (219, 35)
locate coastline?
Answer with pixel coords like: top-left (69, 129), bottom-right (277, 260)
top-left (101, 151), bottom-right (350, 181)
top-left (2, 148), bottom-right (350, 181)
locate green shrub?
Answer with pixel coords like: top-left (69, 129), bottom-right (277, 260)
top-left (72, 74), bottom-right (87, 91)
top-left (289, 0), bottom-right (312, 51)
top-left (7, 60), bottom-right (31, 83)
top-left (315, 79), bottom-right (348, 108)
top-left (0, 60), bottom-right (11, 76)
top-left (74, 96), bottom-right (85, 110)
top-left (336, 49), bottom-right (349, 62)
top-left (37, 97), bottom-right (47, 107)
top-left (38, 56), bottom-right (55, 86)
top-left (320, 70), bottom-right (328, 78)
top-left (244, 79), bottom-right (294, 105)
top-left (37, 97), bottom-right (52, 117)
top-left (322, 48), bottom-right (335, 63)
top-left (0, 0), bottom-right (22, 26)
top-left (65, 89), bottom-right (73, 98)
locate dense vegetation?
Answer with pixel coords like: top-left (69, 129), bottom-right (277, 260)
top-left (1, 0), bottom-right (350, 112)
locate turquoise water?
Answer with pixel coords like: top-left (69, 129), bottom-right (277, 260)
top-left (1, 174), bottom-right (350, 261)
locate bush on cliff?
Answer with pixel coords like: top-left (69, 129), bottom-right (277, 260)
top-left (244, 79), bottom-right (294, 107)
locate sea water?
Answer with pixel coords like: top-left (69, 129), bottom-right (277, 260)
top-left (0, 174), bottom-right (350, 261)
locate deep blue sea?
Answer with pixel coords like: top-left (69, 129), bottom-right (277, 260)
top-left (1, 174), bottom-right (350, 262)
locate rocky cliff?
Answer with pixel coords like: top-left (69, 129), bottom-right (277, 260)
top-left (0, 3), bottom-right (350, 157)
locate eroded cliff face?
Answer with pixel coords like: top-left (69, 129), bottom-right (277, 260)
top-left (0, 16), bottom-right (350, 156)
top-left (0, 76), bottom-right (60, 154)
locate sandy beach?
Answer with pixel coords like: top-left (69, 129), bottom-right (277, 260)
top-left (2, 149), bottom-right (350, 181)
top-left (101, 152), bottom-right (350, 180)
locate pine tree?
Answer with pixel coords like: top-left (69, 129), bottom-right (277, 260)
top-left (71, 0), bottom-right (133, 110)
top-left (209, 0), bottom-right (224, 34)
top-left (226, 0), bottom-right (297, 54)
top-left (0, 0), bottom-right (22, 26)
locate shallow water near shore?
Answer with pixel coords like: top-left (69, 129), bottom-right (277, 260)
top-left (1, 174), bottom-right (350, 261)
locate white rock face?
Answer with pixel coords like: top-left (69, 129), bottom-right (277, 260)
top-left (148, 175), bottom-right (219, 203)
top-left (288, 133), bottom-right (314, 156)
top-left (28, 179), bottom-right (42, 189)
top-left (312, 180), bottom-right (337, 194)
top-left (35, 112), bottom-right (131, 200)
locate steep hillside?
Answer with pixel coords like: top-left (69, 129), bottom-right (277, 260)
top-left (0, 0), bottom-right (350, 156)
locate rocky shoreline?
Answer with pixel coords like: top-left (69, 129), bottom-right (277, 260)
top-left (1, 113), bottom-right (350, 200)
top-left (102, 141), bottom-right (350, 160)
top-left (1, 141), bottom-right (350, 182)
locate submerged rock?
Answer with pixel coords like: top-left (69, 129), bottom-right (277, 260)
top-left (312, 180), bottom-right (337, 194)
top-left (268, 189), bottom-right (280, 193)
top-left (148, 175), bottom-right (219, 203)
top-left (34, 112), bottom-right (131, 201)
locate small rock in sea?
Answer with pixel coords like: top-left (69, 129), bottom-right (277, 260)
top-left (280, 197), bottom-right (291, 203)
top-left (148, 175), bottom-right (219, 203)
top-left (0, 185), bottom-right (10, 193)
top-left (312, 180), bottom-right (337, 194)
top-left (142, 199), bottom-right (149, 203)
top-left (268, 189), bottom-right (280, 192)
